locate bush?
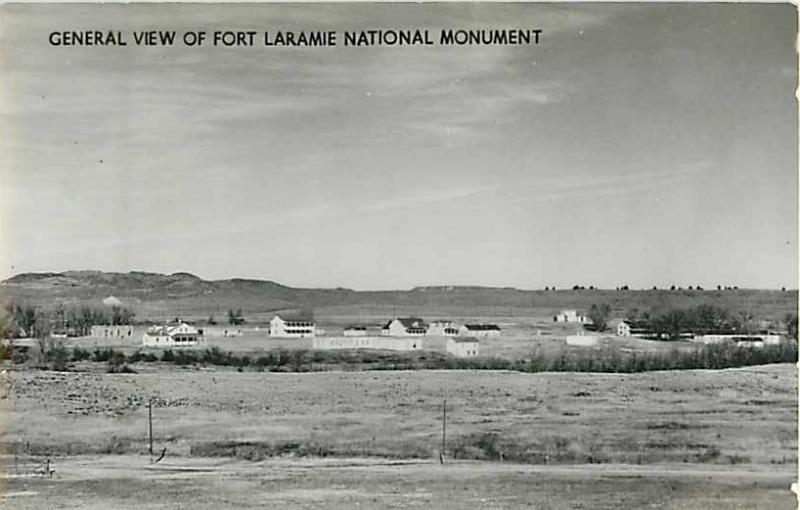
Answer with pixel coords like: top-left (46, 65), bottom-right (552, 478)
top-left (71, 347), bottom-right (91, 362)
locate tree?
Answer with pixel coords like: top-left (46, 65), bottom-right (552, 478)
top-left (588, 303), bottom-right (612, 332)
top-left (14, 304), bottom-right (38, 338)
top-left (785, 314), bottom-right (797, 340)
top-left (208, 315), bottom-right (217, 325)
top-left (227, 309), bottom-right (244, 325)
top-left (111, 306), bottom-right (134, 325)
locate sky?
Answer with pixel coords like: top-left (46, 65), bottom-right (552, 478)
top-left (0, 3), bottom-right (797, 290)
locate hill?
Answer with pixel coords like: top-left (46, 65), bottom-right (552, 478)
top-left (1, 271), bottom-right (796, 322)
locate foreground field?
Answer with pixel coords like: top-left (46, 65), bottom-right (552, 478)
top-left (1, 455), bottom-right (795, 510)
top-left (2, 364), bottom-right (796, 466)
top-left (1, 364), bottom-right (796, 508)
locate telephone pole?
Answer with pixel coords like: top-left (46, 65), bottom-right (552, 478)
top-left (441, 399), bottom-right (447, 464)
top-left (148, 399), bottom-right (154, 461)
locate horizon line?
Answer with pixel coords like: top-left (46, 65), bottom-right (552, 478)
top-left (1, 269), bottom-right (796, 293)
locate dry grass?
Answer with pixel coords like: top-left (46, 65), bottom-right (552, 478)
top-left (2, 364), bottom-right (795, 467)
top-left (0, 455), bottom-right (795, 510)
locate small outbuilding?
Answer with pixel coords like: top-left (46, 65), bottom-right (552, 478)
top-left (447, 337), bottom-right (480, 357)
top-left (610, 319), bottom-right (631, 337)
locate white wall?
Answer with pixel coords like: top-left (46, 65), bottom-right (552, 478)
top-left (566, 335), bottom-right (599, 347)
top-left (313, 336), bottom-right (422, 351)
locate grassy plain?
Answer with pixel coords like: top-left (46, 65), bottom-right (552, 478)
top-left (3, 364), bottom-right (796, 465)
top-left (0, 364), bottom-right (796, 509)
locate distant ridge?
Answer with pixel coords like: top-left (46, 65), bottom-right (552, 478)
top-left (1, 270), bottom-right (795, 322)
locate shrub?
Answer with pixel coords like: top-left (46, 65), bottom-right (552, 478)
top-left (71, 347), bottom-right (91, 362)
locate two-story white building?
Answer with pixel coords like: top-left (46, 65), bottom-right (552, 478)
top-left (427, 320), bottom-right (460, 336)
top-left (270, 315), bottom-right (315, 338)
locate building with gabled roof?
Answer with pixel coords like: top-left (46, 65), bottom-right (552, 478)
top-left (427, 320), bottom-right (460, 336)
top-left (270, 315), bottom-right (315, 338)
top-left (343, 325), bottom-right (368, 337)
top-left (142, 321), bottom-right (201, 347)
top-left (382, 317), bottom-right (428, 337)
top-left (459, 324), bottom-right (501, 338)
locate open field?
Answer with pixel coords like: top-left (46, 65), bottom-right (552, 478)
top-left (0, 363), bottom-right (796, 508)
top-left (1, 455), bottom-right (795, 510)
top-left (2, 364), bottom-right (796, 465)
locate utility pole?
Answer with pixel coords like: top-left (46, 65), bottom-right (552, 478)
top-left (441, 399), bottom-right (447, 464)
top-left (148, 399), bottom-right (154, 461)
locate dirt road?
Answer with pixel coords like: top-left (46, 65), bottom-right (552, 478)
top-left (1, 455), bottom-right (796, 509)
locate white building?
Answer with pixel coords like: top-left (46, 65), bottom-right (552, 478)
top-left (610, 320), bottom-right (631, 337)
top-left (691, 334), bottom-right (782, 346)
top-left (554, 310), bottom-right (586, 323)
top-left (91, 325), bottom-right (134, 338)
top-left (269, 315), bottom-right (315, 338)
top-left (343, 326), bottom-right (368, 337)
top-left (382, 318), bottom-right (428, 337)
top-left (566, 334), bottom-right (600, 347)
top-left (427, 321), bottom-right (460, 336)
top-left (313, 336), bottom-right (422, 351)
top-left (447, 337), bottom-right (480, 357)
top-left (459, 324), bottom-right (501, 338)
top-left (142, 321), bottom-right (201, 347)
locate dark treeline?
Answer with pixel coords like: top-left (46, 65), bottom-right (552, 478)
top-left (4, 341), bottom-right (796, 375)
top-left (618, 304), bottom-right (796, 341)
top-left (0, 302), bottom-right (135, 339)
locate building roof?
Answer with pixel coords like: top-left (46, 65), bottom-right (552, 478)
top-left (344, 325), bottom-right (367, 330)
top-left (273, 314), bottom-right (314, 324)
top-left (383, 317), bottom-right (427, 329)
top-left (463, 324), bottom-right (500, 331)
top-left (145, 321), bottom-right (198, 337)
top-left (449, 337), bottom-right (479, 343)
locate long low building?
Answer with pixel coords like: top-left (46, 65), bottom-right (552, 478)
top-left (313, 336), bottom-right (423, 351)
top-left (91, 325), bottom-right (134, 338)
top-left (691, 334), bottom-right (782, 346)
top-left (459, 324), bottom-right (501, 337)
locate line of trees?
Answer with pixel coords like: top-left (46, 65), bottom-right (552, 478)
top-left (4, 340), bottom-right (797, 375)
top-left (584, 303), bottom-right (796, 342)
top-left (1, 302), bottom-right (135, 339)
